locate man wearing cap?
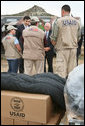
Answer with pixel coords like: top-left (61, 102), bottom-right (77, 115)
top-left (23, 16), bottom-right (45, 75)
top-left (2, 25), bottom-right (22, 73)
top-left (16, 16), bottom-right (31, 73)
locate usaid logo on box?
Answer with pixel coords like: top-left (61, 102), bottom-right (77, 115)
top-left (10, 97), bottom-right (24, 112)
top-left (10, 97), bottom-right (25, 118)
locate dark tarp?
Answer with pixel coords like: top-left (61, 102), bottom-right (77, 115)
top-left (1, 72), bottom-right (66, 110)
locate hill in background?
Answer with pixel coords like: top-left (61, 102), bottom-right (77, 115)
top-left (9, 5), bottom-right (54, 16)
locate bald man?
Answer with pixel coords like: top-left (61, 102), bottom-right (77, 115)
top-left (44, 23), bottom-right (54, 72)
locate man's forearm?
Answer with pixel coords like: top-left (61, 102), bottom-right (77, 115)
top-left (15, 44), bottom-right (22, 52)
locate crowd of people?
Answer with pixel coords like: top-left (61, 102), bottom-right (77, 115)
top-left (2, 5), bottom-right (82, 79)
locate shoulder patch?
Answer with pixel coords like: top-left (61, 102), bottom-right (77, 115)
top-left (6, 36), bottom-right (11, 39)
top-left (29, 28), bottom-right (38, 32)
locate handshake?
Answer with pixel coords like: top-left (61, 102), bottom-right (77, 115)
top-left (44, 47), bottom-right (51, 52)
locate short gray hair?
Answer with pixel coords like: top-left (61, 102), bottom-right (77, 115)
top-left (45, 22), bottom-right (51, 28)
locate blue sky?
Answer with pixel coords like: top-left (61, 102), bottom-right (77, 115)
top-left (1, 1), bottom-right (84, 26)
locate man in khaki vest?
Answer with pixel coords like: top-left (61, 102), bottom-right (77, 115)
top-left (23, 17), bottom-right (45, 75)
top-left (50, 5), bottom-right (81, 78)
top-left (2, 25), bottom-right (22, 73)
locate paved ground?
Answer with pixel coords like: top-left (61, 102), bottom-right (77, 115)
top-left (1, 54), bottom-right (84, 73)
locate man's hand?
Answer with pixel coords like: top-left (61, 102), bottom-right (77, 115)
top-left (51, 40), bottom-right (56, 46)
top-left (44, 47), bottom-right (51, 52)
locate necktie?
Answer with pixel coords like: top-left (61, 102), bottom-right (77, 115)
top-left (46, 32), bottom-right (48, 39)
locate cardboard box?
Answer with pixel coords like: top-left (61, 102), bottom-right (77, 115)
top-left (28, 122), bottom-right (43, 125)
top-left (1, 112), bottom-right (64, 125)
top-left (1, 117), bottom-right (14, 125)
top-left (46, 112), bottom-right (64, 125)
top-left (1, 90), bottom-right (53, 124)
top-left (14, 119), bottom-right (28, 125)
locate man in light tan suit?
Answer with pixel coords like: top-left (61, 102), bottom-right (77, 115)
top-left (50, 5), bottom-right (81, 78)
top-left (23, 17), bottom-right (45, 75)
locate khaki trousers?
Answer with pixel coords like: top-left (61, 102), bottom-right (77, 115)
top-left (24, 59), bottom-right (44, 75)
top-left (56, 49), bottom-right (77, 78)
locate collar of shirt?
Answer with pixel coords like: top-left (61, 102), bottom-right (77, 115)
top-left (63, 14), bottom-right (70, 17)
top-left (7, 33), bottom-right (16, 37)
top-left (8, 33), bottom-right (13, 37)
top-left (23, 24), bottom-right (29, 29)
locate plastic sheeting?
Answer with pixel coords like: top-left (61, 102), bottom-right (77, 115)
top-left (64, 64), bottom-right (84, 120)
top-left (1, 72), bottom-right (66, 110)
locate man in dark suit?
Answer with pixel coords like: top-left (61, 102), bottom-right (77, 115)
top-left (44, 23), bottom-right (54, 73)
top-left (16, 16), bottom-right (31, 73)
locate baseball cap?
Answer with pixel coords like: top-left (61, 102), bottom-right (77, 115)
top-left (31, 16), bottom-right (39, 22)
top-left (7, 25), bottom-right (17, 31)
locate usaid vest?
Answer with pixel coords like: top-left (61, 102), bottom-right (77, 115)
top-left (2, 35), bottom-right (21, 59)
top-left (23, 26), bottom-right (45, 60)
